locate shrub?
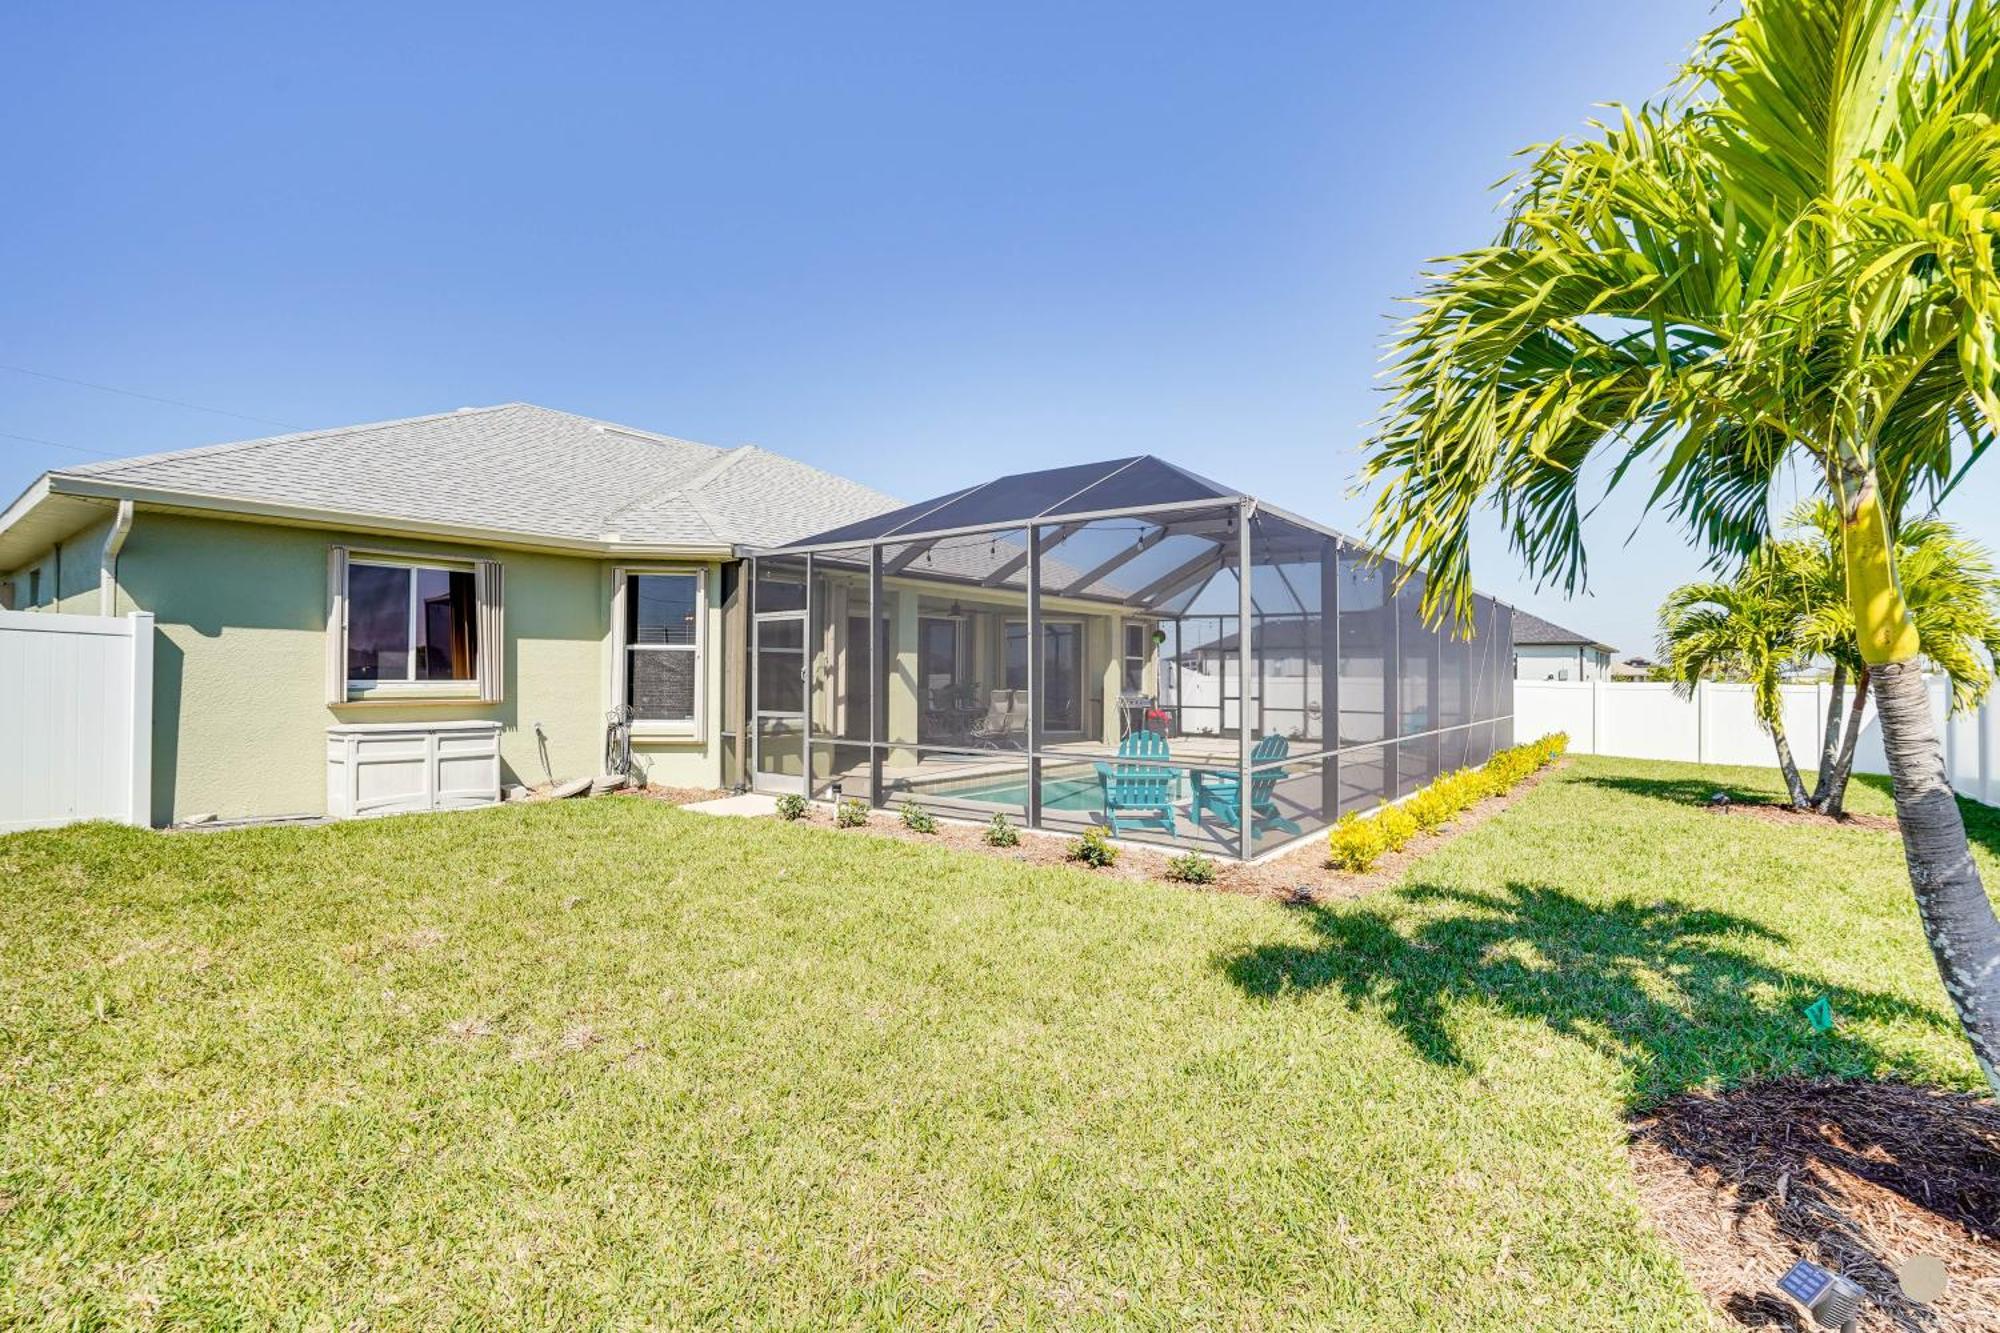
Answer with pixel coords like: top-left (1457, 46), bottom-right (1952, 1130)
top-left (1067, 824), bottom-right (1119, 868)
top-left (774, 793), bottom-right (809, 822)
top-left (1375, 804), bottom-right (1420, 850)
top-left (983, 812), bottom-right (1019, 847)
top-left (836, 799), bottom-right (869, 828)
top-left (1164, 851), bottom-right (1218, 884)
top-left (1403, 782), bottom-right (1459, 833)
top-left (899, 801), bottom-right (939, 834)
top-left (1324, 733), bottom-right (1565, 873)
top-left (1327, 812), bottom-right (1393, 872)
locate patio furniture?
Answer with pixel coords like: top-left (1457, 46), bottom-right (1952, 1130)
top-left (970, 689), bottom-right (1027, 746)
top-left (1191, 734), bottom-right (1302, 838)
top-left (1093, 729), bottom-right (1176, 837)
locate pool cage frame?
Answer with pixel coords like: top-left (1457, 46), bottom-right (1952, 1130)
top-left (735, 473), bottom-right (1514, 862)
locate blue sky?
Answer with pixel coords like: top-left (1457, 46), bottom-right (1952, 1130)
top-left (9, 0), bottom-right (1971, 656)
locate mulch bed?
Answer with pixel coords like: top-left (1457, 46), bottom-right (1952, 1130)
top-left (750, 760), bottom-right (1567, 903)
top-left (1708, 800), bottom-right (1900, 834)
top-left (628, 786), bottom-right (729, 807)
top-left (1629, 1079), bottom-right (2000, 1330)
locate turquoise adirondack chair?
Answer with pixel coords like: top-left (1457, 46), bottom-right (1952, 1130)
top-left (1191, 734), bottom-right (1302, 836)
top-left (1093, 730), bottom-right (1177, 837)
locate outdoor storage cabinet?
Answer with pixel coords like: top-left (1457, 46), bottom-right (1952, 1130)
top-left (326, 720), bottom-right (503, 818)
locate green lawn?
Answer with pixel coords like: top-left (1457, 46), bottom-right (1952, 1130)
top-left (2, 756), bottom-right (1990, 1328)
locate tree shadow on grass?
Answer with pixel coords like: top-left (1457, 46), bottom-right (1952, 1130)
top-left (1570, 772), bottom-right (1797, 809)
top-left (1573, 770), bottom-right (2000, 861)
top-left (1218, 881), bottom-right (1955, 1107)
top-left (1845, 772), bottom-right (2000, 862)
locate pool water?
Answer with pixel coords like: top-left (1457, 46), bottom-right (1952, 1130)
top-left (935, 773), bottom-right (1103, 812)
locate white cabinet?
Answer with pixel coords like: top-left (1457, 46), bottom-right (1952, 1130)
top-left (326, 721), bottom-right (503, 818)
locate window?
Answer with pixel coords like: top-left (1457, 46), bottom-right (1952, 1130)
top-left (1005, 619), bottom-right (1083, 732)
top-left (347, 560), bottom-right (478, 687)
top-left (28, 568), bottom-right (42, 607)
top-left (620, 570), bottom-right (704, 731)
top-left (919, 617), bottom-right (961, 693)
top-left (1123, 622), bottom-right (1148, 694)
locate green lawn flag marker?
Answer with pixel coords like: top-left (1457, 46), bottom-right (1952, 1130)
top-left (1803, 996), bottom-right (1835, 1033)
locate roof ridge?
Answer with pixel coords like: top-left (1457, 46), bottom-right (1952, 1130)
top-left (524, 404), bottom-right (730, 457)
top-left (596, 444), bottom-right (751, 536)
top-left (59, 403), bottom-right (529, 479)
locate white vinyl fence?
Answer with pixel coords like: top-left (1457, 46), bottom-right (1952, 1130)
top-left (0, 609), bottom-right (154, 833)
top-left (1517, 677), bottom-right (2000, 808)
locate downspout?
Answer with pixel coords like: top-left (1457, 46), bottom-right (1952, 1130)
top-left (100, 499), bottom-right (135, 616)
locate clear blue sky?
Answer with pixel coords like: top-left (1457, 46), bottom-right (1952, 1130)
top-left (11, 0), bottom-right (1978, 656)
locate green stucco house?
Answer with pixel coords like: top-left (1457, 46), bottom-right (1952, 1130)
top-left (0, 403), bottom-right (895, 824)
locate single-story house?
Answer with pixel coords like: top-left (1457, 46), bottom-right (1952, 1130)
top-left (1511, 609), bottom-right (1618, 682)
top-left (1, 404), bottom-right (1516, 853)
top-left (0, 403), bottom-right (895, 823)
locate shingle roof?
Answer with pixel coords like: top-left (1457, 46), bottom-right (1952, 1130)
top-left (49, 403), bottom-right (897, 551)
top-left (1512, 609), bottom-right (1617, 652)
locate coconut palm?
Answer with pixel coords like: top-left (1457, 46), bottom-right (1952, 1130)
top-left (1775, 500), bottom-right (2000, 814)
top-left (1361, 0), bottom-right (2000, 1090)
top-left (1657, 562), bottom-right (1814, 807)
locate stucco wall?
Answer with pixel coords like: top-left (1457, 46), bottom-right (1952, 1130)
top-left (2, 513), bottom-right (112, 614)
top-left (109, 510), bottom-right (723, 823)
top-left (1514, 643), bottom-right (1612, 683)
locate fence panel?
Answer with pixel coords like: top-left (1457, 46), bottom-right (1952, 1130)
top-left (0, 609), bottom-right (153, 833)
top-left (1515, 676), bottom-right (1994, 808)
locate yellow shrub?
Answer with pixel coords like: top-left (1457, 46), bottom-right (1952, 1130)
top-left (1327, 812), bottom-right (1393, 872)
top-left (1375, 804), bottom-right (1420, 850)
top-left (1327, 734), bottom-right (1567, 874)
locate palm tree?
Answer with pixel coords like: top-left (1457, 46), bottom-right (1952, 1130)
top-left (1360, 0), bottom-right (2000, 1091)
top-left (1657, 562), bottom-right (1814, 807)
top-left (1776, 500), bottom-right (2000, 814)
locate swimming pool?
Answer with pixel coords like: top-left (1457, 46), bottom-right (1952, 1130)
top-left (929, 772), bottom-right (1103, 812)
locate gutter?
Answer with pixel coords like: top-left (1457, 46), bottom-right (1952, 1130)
top-left (100, 498), bottom-right (134, 614)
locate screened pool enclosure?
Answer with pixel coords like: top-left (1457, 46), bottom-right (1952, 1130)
top-left (728, 456), bottom-right (1513, 860)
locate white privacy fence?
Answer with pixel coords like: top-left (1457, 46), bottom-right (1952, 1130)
top-left (0, 609), bottom-right (154, 833)
top-left (1517, 677), bottom-right (2000, 808)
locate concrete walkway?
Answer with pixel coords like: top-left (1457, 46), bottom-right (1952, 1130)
top-left (682, 791), bottom-right (781, 818)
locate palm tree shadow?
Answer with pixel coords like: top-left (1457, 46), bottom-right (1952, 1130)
top-left (1572, 771), bottom-right (2000, 862)
top-left (1571, 772), bottom-right (1774, 807)
top-left (1846, 772), bottom-right (2000, 861)
top-left (1218, 881), bottom-right (1952, 1104)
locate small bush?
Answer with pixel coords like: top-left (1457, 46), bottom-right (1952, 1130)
top-left (899, 801), bottom-right (939, 834)
top-left (836, 799), bottom-right (869, 828)
top-left (1403, 783), bottom-right (1459, 833)
top-left (1375, 804), bottom-right (1420, 850)
top-left (774, 793), bottom-right (809, 822)
top-left (983, 812), bottom-right (1019, 847)
top-left (1164, 851), bottom-right (1218, 884)
top-left (1327, 812), bottom-right (1392, 872)
top-left (1325, 733), bottom-right (1565, 873)
top-left (1067, 824), bottom-right (1119, 868)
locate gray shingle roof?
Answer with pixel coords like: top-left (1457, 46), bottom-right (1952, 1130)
top-left (53, 403), bottom-right (897, 551)
top-left (1513, 608), bottom-right (1616, 651)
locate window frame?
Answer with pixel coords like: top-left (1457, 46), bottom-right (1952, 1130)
top-left (344, 553), bottom-right (481, 697)
top-left (613, 565), bottom-right (708, 740)
top-left (1122, 620), bottom-right (1151, 695)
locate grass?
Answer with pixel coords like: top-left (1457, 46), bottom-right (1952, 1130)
top-left (1, 755), bottom-right (1990, 1328)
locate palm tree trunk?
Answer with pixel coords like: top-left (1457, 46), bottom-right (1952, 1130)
top-left (1872, 660), bottom-right (2000, 1094)
top-left (1770, 723), bottom-right (1810, 809)
top-left (1812, 662), bottom-right (1847, 808)
top-left (1823, 665), bottom-right (1868, 818)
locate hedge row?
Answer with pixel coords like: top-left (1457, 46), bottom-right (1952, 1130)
top-left (1326, 732), bottom-right (1569, 873)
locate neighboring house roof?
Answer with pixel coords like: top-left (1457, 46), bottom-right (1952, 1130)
top-left (0, 403), bottom-right (898, 564)
top-left (1512, 609), bottom-right (1617, 654)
